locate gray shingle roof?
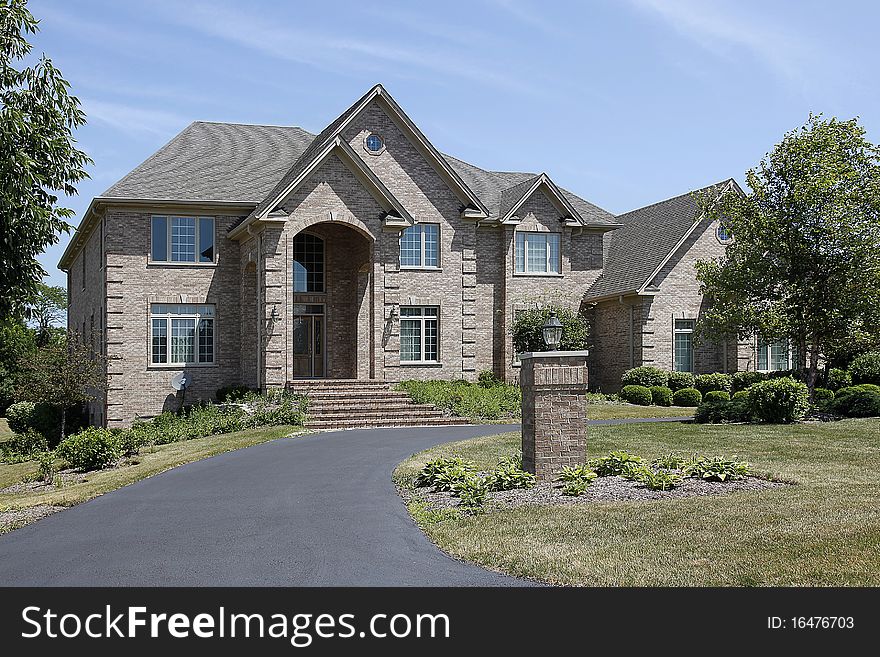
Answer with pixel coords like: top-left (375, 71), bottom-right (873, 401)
top-left (102, 122), bottom-right (315, 202)
top-left (584, 181), bottom-right (731, 300)
top-left (98, 102), bottom-right (617, 228)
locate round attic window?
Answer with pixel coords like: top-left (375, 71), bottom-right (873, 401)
top-left (364, 133), bottom-right (385, 154)
top-left (716, 222), bottom-right (732, 244)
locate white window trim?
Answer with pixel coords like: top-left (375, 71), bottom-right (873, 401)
top-left (514, 232), bottom-right (561, 276)
top-left (149, 215), bottom-right (217, 265)
top-left (673, 318), bottom-right (695, 373)
top-left (149, 304), bottom-right (217, 368)
top-left (399, 306), bottom-right (440, 364)
top-left (755, 336), bottom-right (795, 372)
top-left (399, 224), bottom-right (441, 270)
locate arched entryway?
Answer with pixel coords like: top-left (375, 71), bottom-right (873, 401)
top-left (290, 221), bottom-right (373, 379)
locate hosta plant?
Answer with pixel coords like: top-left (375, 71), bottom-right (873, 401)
top-left (487, 459), bottom-right (536, 491)
top-left (638, 468), bottom-right (682, 491)
top-left (562, 479), bottom-right (591, 497)
top-left (414, 457), bottom-right (475, 489)
top-left (652, 453), bottom-right (685, 470)
top-left (451, 475), bottom-right (491, 511)
top-left (590, 451), bottom-right (644, 476)
top-left (683, 456), bottom-right (750, 482)
top-left (555, 465), bottom-right (598, 484)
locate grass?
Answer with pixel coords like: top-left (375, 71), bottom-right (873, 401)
top-left (395, 419), bottom-right (880, 586)
top-left (586, 403), bottom-right (693, 420)
top-left (0, 424), bottom-right (304, 533)
top-left (0, 418), bottom-right (11, 442)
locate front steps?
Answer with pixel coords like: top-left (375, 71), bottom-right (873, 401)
top-left (285, 379), bottom-right (469, 430)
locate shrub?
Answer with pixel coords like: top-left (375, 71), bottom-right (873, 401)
top-left (396, 380), bottom-right (521, 420)
top-left (57, 427), bottom-right (121, 471)
top-left (683, 456), bottom-right (750, 482)
top-left (477, 370), bottom-right (501, 388)
top-left (826, 368), bottom-right (852, 392)
top-left (849, 351), bottom-right (880, 385)
top-left (116, 428), bottom-right (151, 457)
top-left (215, 385), bottom-right (255, 402)
top-left (703, 390), bottom-right (731, 404)
top-left (694, 373), bottom-right (732, 395)
top-left (0, 428), bottom-right (49, 462)
top-left (731, 371), bottom-right (767, 393)
top-left (667, 371), bottom-right (695, 392)
top-left (5, 401), bottom-right (36, 434)
top-left (4, 400), bottom-right (63, 445)
top-left (695, 400), bottom-right (728, 424)
top-left (649, 386), bottom-right (673, 407)
top-left (732, 390), bottom-right (750, 401)
top-left (812, 388), bottom-right (834, 403)
top-left (621, 366), bottom-right (668, 389)
top-left (486, 456), bottom-right (536, 491)
top-left (511, 306), bottom-right (590, 354)
top-left (748, 378), bottom-right (809, 423)
top-left (620, 385), bottom-right (652, 406)
top-left (36, 451), bottom-right (56, 484)
top-left (672, 388), bottom-right (702, 407)
top-left (696, 396), bottom-right (751, 424)
top-left (590, 451), bottom-right (643, 476)
top-left (832, 386), bottom-right (880, 418)
top-left (451, 475), bottom-right (490, 511)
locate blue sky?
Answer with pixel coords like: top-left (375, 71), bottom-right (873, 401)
top-left (28, 0), bottom-right (880, 287)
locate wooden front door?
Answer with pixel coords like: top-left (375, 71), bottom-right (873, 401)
top-left (292, 305), bottom-right (325, 378)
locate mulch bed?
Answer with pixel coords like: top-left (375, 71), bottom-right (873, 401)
top-left (0, 504), bottom-right (66, 532)
top-left (402, 474), bottom-right (786, 513)
top-left (0, 469), bottom-right (89, 495)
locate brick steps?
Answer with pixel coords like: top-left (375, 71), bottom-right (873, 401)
top-left (288, 379), bottom-right (468, 430)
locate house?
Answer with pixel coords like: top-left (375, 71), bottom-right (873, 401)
top-left (59, 84), bottom-right (777, 427)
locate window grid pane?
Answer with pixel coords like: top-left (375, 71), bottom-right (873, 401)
top-left (198, 319), bottom-right (214, 363)
top-left (171, 217), bottom-right (196, 262)
top-left (674, 333), bottom-right (693, 372)
top-left (400, 320), bottom-right (421, 361)
top-left (526, 234), bottom-right (546, 272)
top-left (399, 306), bottom-right (439, 362)
top-left (151, 217), bottom-right (168, 261)
top-left (293, 233), bottom-right (324, 292)
top-left (548, 233), bottom-right (560, 273)
top-left (151, 319), bottom-right (167, 364)
top-left (424, 317), bottom-right (438, 361)
top-left (171, 319), bottom-right (196, 363)
top-left (198, 217), bottom-right (214, 262)
top-left (515, 233), bottom-right (525, 272)
top-left (423, 224), bottom-right (439, 267)
top-left (400, 226), bottom-right (422, 267)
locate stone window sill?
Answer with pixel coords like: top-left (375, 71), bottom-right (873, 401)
top-left (399, 362), bottom-right (443, 367)
top-left (512, 272), bottom-right (563, 278)
top-left (147, 363), bottom-right (218, 370)
top-left (147, 261), bottom-right (218, 268)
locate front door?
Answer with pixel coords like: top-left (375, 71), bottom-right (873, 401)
top-left (293, 304), bottom-right (325, 378)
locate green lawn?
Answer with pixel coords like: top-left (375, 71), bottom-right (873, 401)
top-left (586, 403), bottom-right (693, 420)
top-left (395, 419), bottom-right (880, 586)
top-left (0, 424), bottom-right (304, 533)
top-left (0, 418), bottom-right (11, 442)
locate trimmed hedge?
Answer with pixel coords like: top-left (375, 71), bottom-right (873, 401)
top-left (704, 390), bottom-right (731, 403)
top-left (57, 427), bottom-right (121, 471)
top-left (672, 388), bottom-right (702, 407)
top-left (649, 386), bottom-right (673, 407)
top-left (812, 388), bottom-right (834, 403)
top-left (695, 396), bottom-right (752, 424)
top-left (694, 373), bottom-right (732, 395)
top-left (833, 385), bottom-right (880, 417)
top-left (621, 366), bottom-right (668, 389)
top-left (732, 390), bottom-right (750, 401)
top-left (731, 371), bottom-right (766, 393)
top-left (849, 352), bottom-right (880, 386)
top-left (748, 378), bottom-right (809, 423)
top-left (667, 371), bottom-right (695, 392)
top-left (620, 385), bottom-right (652, 406)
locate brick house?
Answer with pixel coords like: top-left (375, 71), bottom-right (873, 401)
top-left (59, 85), bottom-right (775, 426)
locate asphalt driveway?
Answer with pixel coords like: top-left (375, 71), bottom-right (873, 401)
top-left (0, 423), bottom-right (528, 586)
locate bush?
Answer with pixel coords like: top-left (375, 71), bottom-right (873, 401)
top-left (621, 366), bottom-right (668, 389)
top-left (732, 390), bottom-right (750, 401)
top-left (695, 396), bottom-right (751, 424)
top-left (116, 428), bottom-right (151, 457)
top-left (826, 368), bottom-right (852, 392)
top-left (638, 468), bottom-right (682, 491)
top-left (36, 451), bottom-right (56, 484)
top-left (694, 373), bottom-right (732, 395)
top-left (704, 390), bottom-right (731, 403)
top-left (396, 380), bottom-right (521, 420)
top-left (812, 388), bottom-right (834, 403)
top-left (832, 386), bottom-right (880, 418)
top-left (4, 400), bottom-right (63, 445)
top-left (666, 371), bottom-right (695, 392)
top-left (57, 427), bottom-right (121, 471)
top-left (5, 401), bottom-right (36, 434)
top-left (849, 351), bottom-right (880, 385)
top-left (731, 371), bottom-right (767, 393)
top-left (649, 386), bottom-right (673, 407)
top-left (0, 428), bottom-right (49, 462)
top-left (620, 385), bottom-right (652, 406)
top-left (672, 388), bottom-right (702, 407)
top-left (511, 306), bottom-right (590, 354)
top-left (477, 370), bottom-right (501, 388)
top-left (748, 378), bottom-right (809, 423)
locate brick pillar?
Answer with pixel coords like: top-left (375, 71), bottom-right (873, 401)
top-left (520, 351), bottom-right (589, 480)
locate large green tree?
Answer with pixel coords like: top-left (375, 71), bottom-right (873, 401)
top-left (26, 281), bottom-right (66, 344)
top-left (0, 0), bottom-right (90, 319)
top-left (695, 115), bottom-right (880, 394)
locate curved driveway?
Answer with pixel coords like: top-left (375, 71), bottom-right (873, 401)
top-left (0, 424), bottom-right (526, 586)
top-left (0, 418), bottom-right (688, 586)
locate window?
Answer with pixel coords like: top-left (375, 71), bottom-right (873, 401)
top-left (400, 224), bottom-right (439, 268)
top-left (399, 306), bottom-right (439, 363)
top-left (364, 133), bottom-right (385, 154)
top-left (717, 222), bottom-right (732, 243)
top-left (757, 336), bottom-right (793, 371)
top-left (150, 304), bottom-right (215, 365)
top-left (515, 232), bottom-right (560, 274)
top-left (151, 216), bottom-right (215, 263)
top-left (673, 319), bottom-right (695, 372)
top-left (293, 233), bottom-right (324, 293)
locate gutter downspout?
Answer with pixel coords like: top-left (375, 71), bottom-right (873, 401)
top-left (620, 296), bottom-right (634, 368)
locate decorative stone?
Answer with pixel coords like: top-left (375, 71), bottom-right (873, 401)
top-left (519, 351), bottom-right (589, 480)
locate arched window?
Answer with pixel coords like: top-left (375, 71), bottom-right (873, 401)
top-left (293, 233), bottom-right (324, 292)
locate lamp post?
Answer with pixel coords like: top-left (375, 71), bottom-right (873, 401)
top-left (542, 311), bottom-right (563, 351)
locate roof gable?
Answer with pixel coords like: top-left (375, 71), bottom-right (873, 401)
top-left (584, 180), bottom-right (734, 301)
top-left (498, 173), bottom-right (591, 227)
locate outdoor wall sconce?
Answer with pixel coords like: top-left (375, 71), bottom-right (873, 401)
top-left (542, 311), bottom-right (563, 351)
top-left (389, 306), bottom-right (399, 320)
top-left (270, 305), bottom-right (279, 320)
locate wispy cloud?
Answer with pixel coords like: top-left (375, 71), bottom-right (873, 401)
top-left (152, 1), bottom-right (533, 94)
top-left (625, 0), bottom-right (823, 84)
top-left (82, 99), bottom-right (189, 138)
top-left (485, 0), bottom-right (571, 38)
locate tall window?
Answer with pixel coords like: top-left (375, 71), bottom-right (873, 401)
top-left (151, 216), bottom-right (215, 263)
top-left (673, 319), bottom-right (695, 372)
top-left (150, 304), bottom-right (215, 365)
top-left (400, 224), bottom-right (439, 268)
top-left (293, 233), bottom-right (324, 293)
top-left (400, 306), bottom-right (439, 363)
top-left (515, 232), bottom-right (560, 274)
top-left (757, 336), bottom-right (792, 371)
